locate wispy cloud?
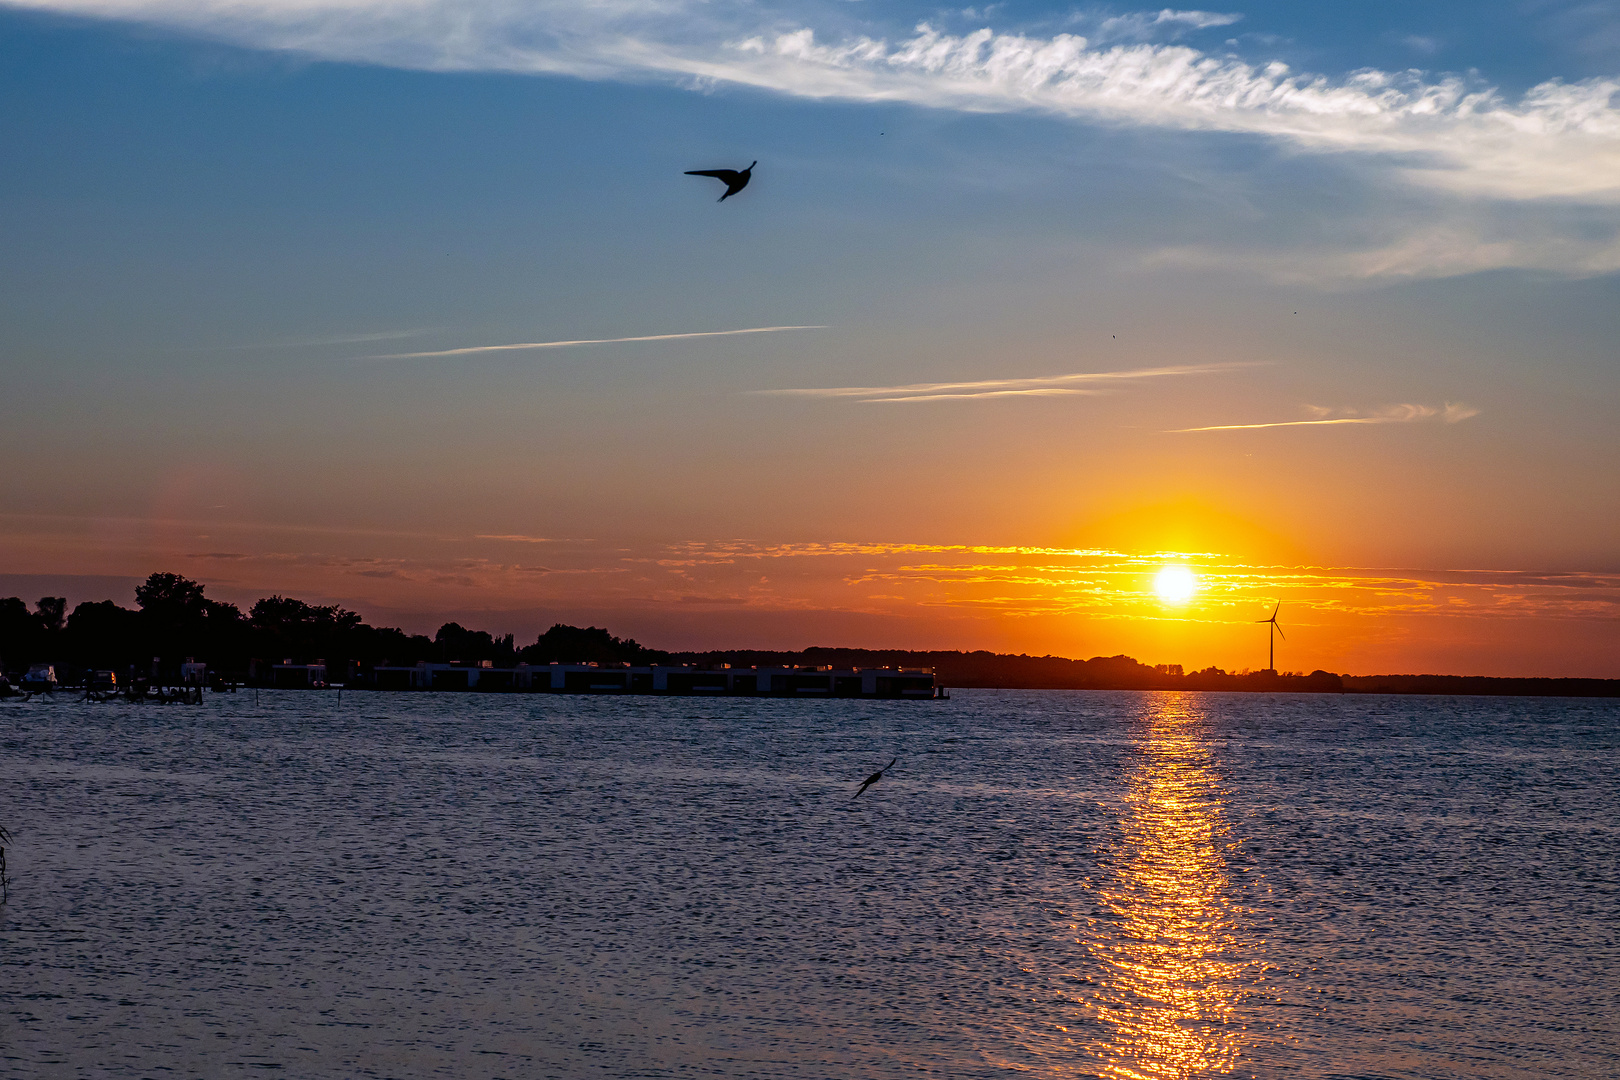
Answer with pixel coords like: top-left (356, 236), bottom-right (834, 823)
top-left (734, 25), bottom-right (1620, 203)
top-left (11, 0), bottom-right (1620, 277)
top-left (756, 362), bottom-right (1248, 403)
top-left (1092, 8), bottom-right (1243, 42)
top-left (12, 0), bottom-right (1620, 207)
top-left (1172, 401), bottom-right (1481, 432)
top-left (369, 325), bottom-right (825, 360)
top-left (1150, 9), bottom-right (1242, 28)
top-left (861, 388), bottom-right (1102, 403)
top-left (1144, 212), bottom-right (1620, 283)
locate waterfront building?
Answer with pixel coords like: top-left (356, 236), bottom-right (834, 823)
top-left (349, 662), bottom-right (939, 698)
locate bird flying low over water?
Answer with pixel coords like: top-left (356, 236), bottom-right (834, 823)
top-left (685, 162), bottom-right (755, 202)
top-left (852, 758), bottom-right (897, 800)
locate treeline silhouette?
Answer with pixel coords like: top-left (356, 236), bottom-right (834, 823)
top-left (0, 572), bottom-right (663, 681)
top-left (2, 571), bottom-right (1616, 696)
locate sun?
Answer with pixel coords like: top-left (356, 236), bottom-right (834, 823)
top-left (1153, 564), bottom-right (1198, 604)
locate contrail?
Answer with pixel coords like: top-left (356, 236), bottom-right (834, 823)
top-left (1170, 417), bottom-right (1392, 432)
top-left (1173, 402), bottom-right (1481, 431)
top-left (369, 325), bottom-right (826, 360)
top-left (861, 388), bottom-right (1106, 403)
top-left (757, 362), bottom-right (1255, 402)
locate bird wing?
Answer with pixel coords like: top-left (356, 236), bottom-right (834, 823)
top-left (686, 170), bottom-right (739, 181)
top-left (852, 759), bottom-right (896, 799)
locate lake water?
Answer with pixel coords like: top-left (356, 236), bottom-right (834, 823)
top-left (2, 690), bottom-right (1616, 1079)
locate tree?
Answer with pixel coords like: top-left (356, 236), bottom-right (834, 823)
top-left (0, 597), bottom-right (43, 673)
top-left (135, 573), bottom-right (209, 621)
top-left (250, 596), bottom-right (362, 664)
top-left (35, 597), bottom-right (66, 634)
top-left (434, 622), bottom-right (496, 662)
top-left (520, 624), bottom-right (665, 665)
top-left (133, 573), bottom-right (241, 671)
top-left (249, 595), bottom-right (359, 633)
top-left (64, 600), bottom-right (143, 670)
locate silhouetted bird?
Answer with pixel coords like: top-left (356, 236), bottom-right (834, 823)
top-left (852, 758), bottom-right (897, 800)
top-left (686, 162), bottom-right (755, 202)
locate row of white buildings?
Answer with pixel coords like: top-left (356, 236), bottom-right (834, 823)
top-left (268, 661), bottom-right (941, 699)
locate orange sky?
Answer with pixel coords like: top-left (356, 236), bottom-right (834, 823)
top-left (3, 12), bottom-right (1618, 678)
top-left (2, 499), bottom-right (1616, 676)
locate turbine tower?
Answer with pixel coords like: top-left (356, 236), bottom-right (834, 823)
top-left (1256, 602), bottom-right (1284, 673)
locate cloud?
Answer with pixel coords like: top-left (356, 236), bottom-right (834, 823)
top-left (737, 25), bottom-right (1620, 203)
top-left (1143, 209), bottom-right (1620, 283)
top-left (1171, 401), bottom-right (1481, 431)
top-left (369, 325), bottom-right (825, 360)
top-left (756, 361), bottom-right (1248, 403)
top-left (859, 387), bottom-right (1101, 403)
top-left (1093, 8), bottom-right (1243, 42)
top-left (1152, 9), bottom-right (1243, 29)
top-left (10, 0), bottom-right (1620, 207)
top-left (11, 0), bottom-right (1620, 277)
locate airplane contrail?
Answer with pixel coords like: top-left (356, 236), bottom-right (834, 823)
top-left (1170, 417), bottom-right (1392, 432)
top-left (369, 325), bottom-right (826, 360)
top-left (758, 362), bottom-right (1256, 402)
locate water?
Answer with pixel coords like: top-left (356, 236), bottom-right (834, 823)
top-left (2, 690), bottom-right (1616, 1079)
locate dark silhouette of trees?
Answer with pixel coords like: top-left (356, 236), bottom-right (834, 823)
top-left (35, 597), bottom-right (66, 634)
top-left (132, 572), bottom-right (244, 671)
top-left (251, 595), bottom-right (361, 660)
top-left (0, 598), bottom-right (43, 672)
top-left (356, 625), bottom-right (435, 667)
top-left (64, 600), bottom-right (144, 670)
top-left (247, 594), bottom-right (444, 675)
top-left (135, 573), bottom-right (208, 619)
top-left (520, 624), bottom-right (665, 666)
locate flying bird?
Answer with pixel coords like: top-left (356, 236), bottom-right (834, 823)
top-left (852, 758), bottom-right (897, 800)
top-left (685, 162), bottom-right (755, 202)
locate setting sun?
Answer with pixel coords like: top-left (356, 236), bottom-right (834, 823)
top-left (1153, 565), bottom-right (1198, 604)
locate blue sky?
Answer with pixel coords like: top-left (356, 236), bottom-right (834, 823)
top-left (1, 0), bottom-right (1617, 672)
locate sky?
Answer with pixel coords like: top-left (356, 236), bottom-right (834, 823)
top-left (1, 0), bottom-right (1618, 676)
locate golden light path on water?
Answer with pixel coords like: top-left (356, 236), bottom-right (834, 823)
top-left (1083, 696), bottom-right (1253, 1080)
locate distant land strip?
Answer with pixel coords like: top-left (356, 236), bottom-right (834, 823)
top-left (672, 648), bottom-right (1620, 698)
top-left (5, 574), bottom-right (1616, 698)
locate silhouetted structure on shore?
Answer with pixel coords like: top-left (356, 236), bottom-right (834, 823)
top-left (1, 572), bottom-right (1616, 698)
top-left (1257, 602), bottom-right (1284, 673)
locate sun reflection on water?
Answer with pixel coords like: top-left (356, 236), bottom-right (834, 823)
top-left (1085, 696), bottom-right (1251, 1080)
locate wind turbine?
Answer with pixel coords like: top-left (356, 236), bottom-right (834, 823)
top-left (1256, 602), bottom-right (1284, 673)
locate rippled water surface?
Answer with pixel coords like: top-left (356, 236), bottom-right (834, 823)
top-left (3, 690), bottom-right (1617, 1078)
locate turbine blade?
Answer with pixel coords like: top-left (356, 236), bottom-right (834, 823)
top-left (1272, 602), bottom-right (1281, 618)
top-left (1275, 625), bottom-right (1286, 640)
